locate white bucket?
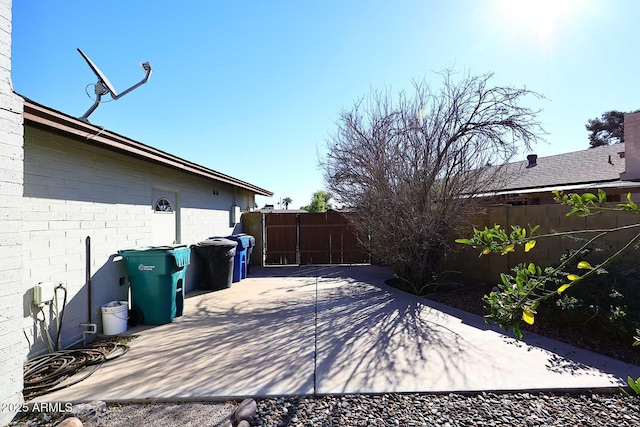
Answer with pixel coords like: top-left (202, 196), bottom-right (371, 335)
top-left (101, 300), bottom-right (129, 335)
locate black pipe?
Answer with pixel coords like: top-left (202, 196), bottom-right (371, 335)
top-left (86, 236), bottom-right (92, 324)
top-left (54, 284), bottom-right (67, 351)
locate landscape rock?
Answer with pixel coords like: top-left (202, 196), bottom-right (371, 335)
top-left (9, 394), bottom-right (639, 426)
top-left (234, 398), bottom-right (257, 422)
top-left (56, 417), bottom-right (83, 427)
top-left (69, 401), bottom-right (106, 422)
top-left (253, 393), bottom-right (640, 426)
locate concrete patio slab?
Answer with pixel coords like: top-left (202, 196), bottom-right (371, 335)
top-left (36, 265), bottom-right (640, 403)
top-left (313, 265), bottom-right (640, 393)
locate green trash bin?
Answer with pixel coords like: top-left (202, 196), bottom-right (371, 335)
top-left (118, 245), bottom-right (191, 325)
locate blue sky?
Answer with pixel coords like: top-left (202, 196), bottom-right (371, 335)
top-left (12, 1), bottom-right (640, 209)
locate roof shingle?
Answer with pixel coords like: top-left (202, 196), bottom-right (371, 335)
top-left (492, 144), bottom-right (626, 192)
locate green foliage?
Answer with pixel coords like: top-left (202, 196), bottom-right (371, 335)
top-left (387, 270), bottom-right (461, 296)
top-left (553, 189), bottom-right (639, 215)
top-left (628, 376), bottom-right (640, 395)
top-left (303, 191), bottom-right (332, 213)
top-left (457, 190), bottom-right (640, 341)
top-left (550, 249), bottom-right (640, 340)
top-left (483, 262), bottom-right (549, 339)
top-left (585, 110), bottom-right (626, 148)
top-left (282, 197), bottom-right (293, 210)
top-left (455, 224), bottom-right (540, 256)
top-left (555, 295), bottom-right (581, 311)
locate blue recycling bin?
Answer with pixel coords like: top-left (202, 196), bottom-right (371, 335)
top-left (118, 245), bottom-right (190, 325)
top-left (232, 234), bottom-right (256, 274)
top-left (226, 234), bottom-right (252, 282)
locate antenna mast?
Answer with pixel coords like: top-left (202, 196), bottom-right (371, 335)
top-left (77, 48), bottom-right (152, 122)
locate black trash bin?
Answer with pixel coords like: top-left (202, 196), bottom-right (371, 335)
top-left (191, 238), bottom-right (237, 290)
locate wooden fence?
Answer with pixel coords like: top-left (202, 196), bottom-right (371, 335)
top-left (242, 212), bottom-right (369, 266)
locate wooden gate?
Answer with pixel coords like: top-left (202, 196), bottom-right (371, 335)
top-left (264, 212), bottom-right (369, 265)
top-left (264, 213), bottom-right (298, 265)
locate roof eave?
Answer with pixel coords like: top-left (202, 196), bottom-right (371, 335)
top-left (21, 97), bottom-right (273, 197)
top-left (471, 179), bottom-right (640, 198)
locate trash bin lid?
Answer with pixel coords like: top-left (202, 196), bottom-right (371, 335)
top-left (169, 246), bottom-right (191, 267)
top-left (193, 238), bottom-right (237, 248)
top-left (118, 245), bottom-right (190, 267)
top-left (225, 234), bottom-right (252, 249)
top-left (231, 233), bottom-right (255, 248)
top-left (119, 244), bottom-right (187, 256)
top-left (192, 238), bottom-right (237, 258)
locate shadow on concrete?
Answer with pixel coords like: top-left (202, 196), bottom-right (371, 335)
top-left (36, 265), bottom-right (640, 402)
top-left (313, 273), bottom-right (466, 393)
top-left (421, 291), bottom-right (636, 380)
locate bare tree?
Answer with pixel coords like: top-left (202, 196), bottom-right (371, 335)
top-left (323, 71), bottom-right (544, 291)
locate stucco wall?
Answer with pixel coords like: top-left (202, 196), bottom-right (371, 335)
top-left (22, 125), bottom-right (255, 357)
top-left (242, 211), bottom-right (264, 267)
top-left (0, 0), bottom-right (25, 424)
top-left (621, 112), bottom-right (640, 181)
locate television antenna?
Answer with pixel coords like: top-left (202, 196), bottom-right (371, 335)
top-left (77, 48), bottom-right (152, 122)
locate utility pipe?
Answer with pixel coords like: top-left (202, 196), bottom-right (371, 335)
top-left (81, 236), bottom-right (96, 346)
top-left (86, 236), bottom-right (92, 324)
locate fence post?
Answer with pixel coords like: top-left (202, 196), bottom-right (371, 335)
top-left (261, 213), bottom-right (266, 266)
top-left (296, 214), bottom-right (301, 265)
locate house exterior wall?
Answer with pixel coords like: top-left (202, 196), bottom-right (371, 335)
top-left (489, 187), bottom-right (635, 206)
top-left (0, 0), bottom-right (26, 424)
top-left (621, 112), bottom-right (640, 181)
top-left (22, 125), bottom-right (255, 356)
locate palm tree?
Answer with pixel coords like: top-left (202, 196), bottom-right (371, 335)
top-left (282, 197), bottom-right (292, 210)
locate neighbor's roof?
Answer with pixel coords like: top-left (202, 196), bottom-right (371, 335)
top-left (490, 143), bottom-right (627, 192)
top-left (258, 209), bottom-right (309, 213)
top-left (474, 178), bottom-right (640, 199)
top-left (21, 97), bottom-right (273, 197)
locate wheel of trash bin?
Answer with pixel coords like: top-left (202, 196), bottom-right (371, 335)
top-left (128, 307), bottom-right (143, 327)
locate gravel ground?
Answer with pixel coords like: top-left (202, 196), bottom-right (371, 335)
top-left (252, 393), bottom-right (640, 427)
top-left (82, 401), bottom-right (237, 427)
top-left (8, 392), bottom-right (640, 427)
top-left (8, 401), bottom-right (237, 427)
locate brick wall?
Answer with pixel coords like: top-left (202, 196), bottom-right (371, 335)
top-left (449, 204), bottom-right (640, 284)
top-left (23, 125), bottom-right (256, 356)
top-left (0, 0), bottom-right (26, 424)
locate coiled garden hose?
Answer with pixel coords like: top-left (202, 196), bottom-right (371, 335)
top-left (23, 339), bottom-right (130, 400)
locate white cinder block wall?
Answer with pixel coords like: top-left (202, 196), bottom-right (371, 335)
top-left (23, 125), bottom-right (255, 356)
top-left (0, 0), bottom-right (26, 424)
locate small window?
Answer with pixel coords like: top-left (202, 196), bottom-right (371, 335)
top-left (154, 198), bottom-right (173, 212)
